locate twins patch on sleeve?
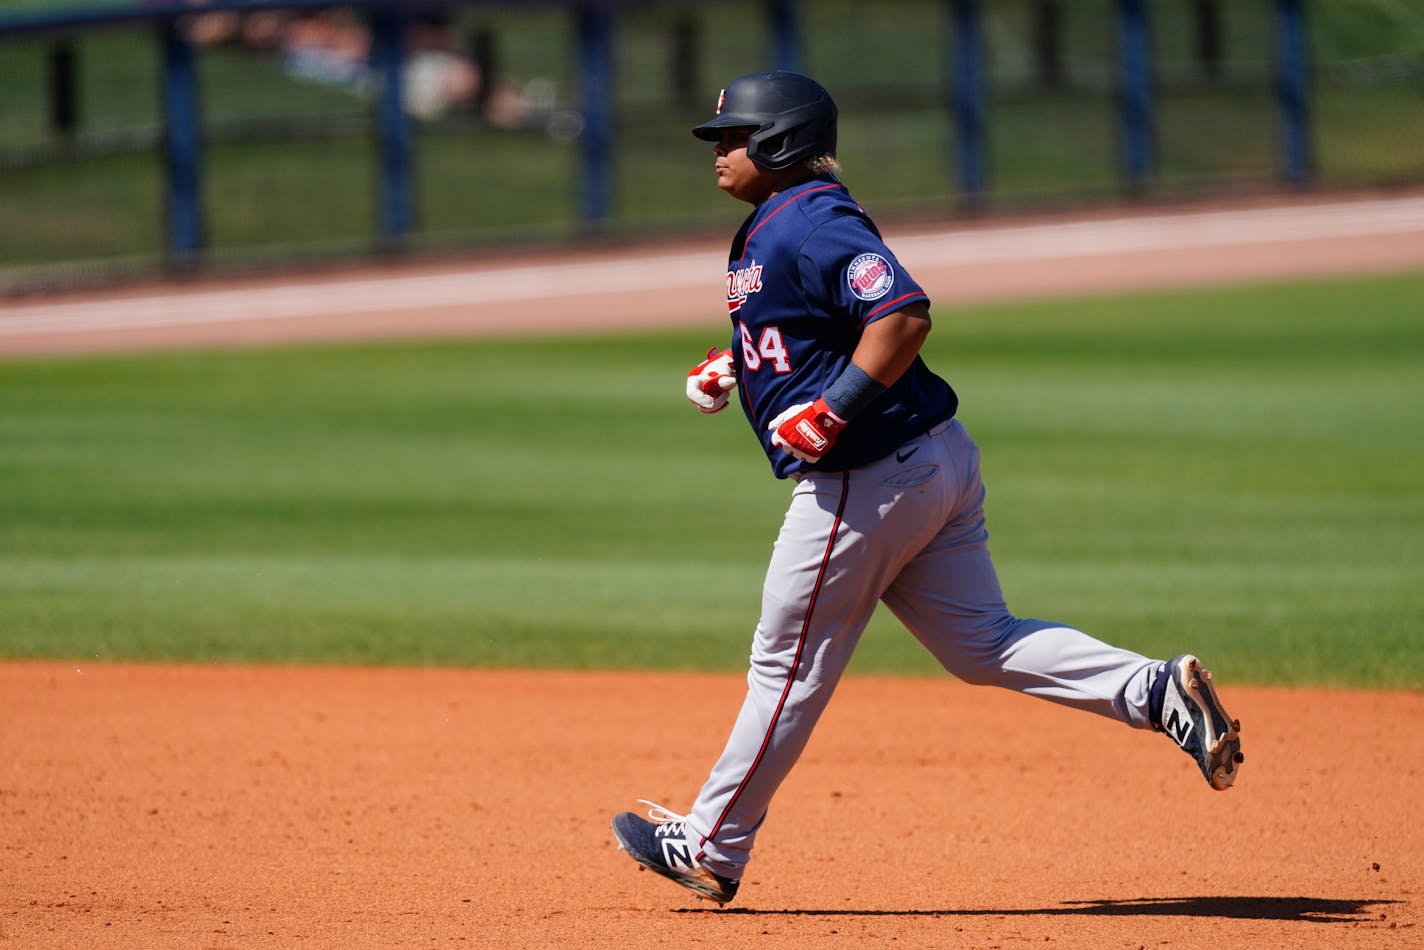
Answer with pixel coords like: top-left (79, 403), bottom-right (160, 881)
top-left (846, 253), bottom-right (894, 301)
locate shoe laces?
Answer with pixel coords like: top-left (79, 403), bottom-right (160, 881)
top-left (638, 799), bottom-right (689, 837)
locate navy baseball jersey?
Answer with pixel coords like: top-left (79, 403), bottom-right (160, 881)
top-left (724, 176), bottom-right (958, 478)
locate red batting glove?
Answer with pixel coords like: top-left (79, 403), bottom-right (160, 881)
top-left (686, 347), bottom-right (737, 414)
top-left (768, 398), bottom-right (847, 464)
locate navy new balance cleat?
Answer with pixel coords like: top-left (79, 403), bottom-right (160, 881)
top-left (611, 801), bottom-right (739, 905)
top-left (1152, 654), bottom-right (1244, 790)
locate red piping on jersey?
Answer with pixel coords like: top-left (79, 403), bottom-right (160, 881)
top-left (701, 471), bottom-right (850, 850)
top-left (861, 291), bottom-right (929, 327)
top-left (740, 183), bottom-right (843, 261)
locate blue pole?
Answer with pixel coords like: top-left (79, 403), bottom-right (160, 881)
top-left (949, 0), bottom-right (986, 204)
top-left (1274, 0), bottom-right (1313, 186)
top-left (160, 18), bottom-right (202, 264)
top-left (768, 0), bottom-right (800, 71)
top-left (370, 10), bottom-right (413, 243)
top-left (1115, 0), bottom-right (1154, 192)
top-left (577, 5), bottom-right (615, 227)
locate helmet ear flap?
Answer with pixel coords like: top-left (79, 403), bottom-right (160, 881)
top-left (747, 106), bottom-right (837, 170)
top-left (751, 130), bottom-right (791, 167)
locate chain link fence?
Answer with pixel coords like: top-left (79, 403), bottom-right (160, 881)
top-left (1, 0), bottom-right (1421, 290)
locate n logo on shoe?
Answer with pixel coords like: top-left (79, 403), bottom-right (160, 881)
top-left (1161, 686), bottom-right (1195, 749)
top-left (661, 840), bottom-right (695, 870)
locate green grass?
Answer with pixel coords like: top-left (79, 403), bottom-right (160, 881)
top-left (2, 270), bottom-right (1422, 688)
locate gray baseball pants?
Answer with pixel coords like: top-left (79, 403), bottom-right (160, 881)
top-left (686, 418), bottom-right (1160, 878)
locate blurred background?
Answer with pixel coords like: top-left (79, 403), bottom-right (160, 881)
top-left (1, 0), bottom-right (1422, 292)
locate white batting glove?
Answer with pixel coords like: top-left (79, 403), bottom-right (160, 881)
top-left (686, 347), bottom-right (737, 414)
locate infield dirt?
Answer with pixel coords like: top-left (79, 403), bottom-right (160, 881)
top-left (2, 662), bottom-right (1421, 949)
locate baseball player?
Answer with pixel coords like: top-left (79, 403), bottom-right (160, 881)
top-left (611, 71), bottom-right (1243, 906)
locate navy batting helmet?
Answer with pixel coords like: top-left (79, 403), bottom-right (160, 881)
top-left (692, 71), bottom-right (837, 171)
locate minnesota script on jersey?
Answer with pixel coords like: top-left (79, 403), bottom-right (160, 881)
top-left (723, 176), bottom-right (958, 478)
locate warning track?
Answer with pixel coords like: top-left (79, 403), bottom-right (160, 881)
top-left (4, 191), bottom-right (1423, 357)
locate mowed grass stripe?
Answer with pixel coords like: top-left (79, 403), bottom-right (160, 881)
top-left (1, 270), bottom-right (1420, 687)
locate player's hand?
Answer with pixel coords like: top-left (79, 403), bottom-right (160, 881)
top-left (769, 398), bottom-right (847, 463)
top-left (686, 347), bottom-right (737, 414)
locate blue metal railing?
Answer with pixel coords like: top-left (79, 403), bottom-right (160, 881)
top-left (1274, 0), bottom-right (1313, 186)
top-left (1116, 0), bottom-right (1155, 191)
top-left (949, 0), bottom-right (986, 204)
top-left (0, 0), bottom-right (1318, 272)
top-left (160, 17), bottom-right (203, 262)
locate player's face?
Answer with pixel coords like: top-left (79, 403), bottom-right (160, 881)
top-left (713, 127), bottom-right (780, 205)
